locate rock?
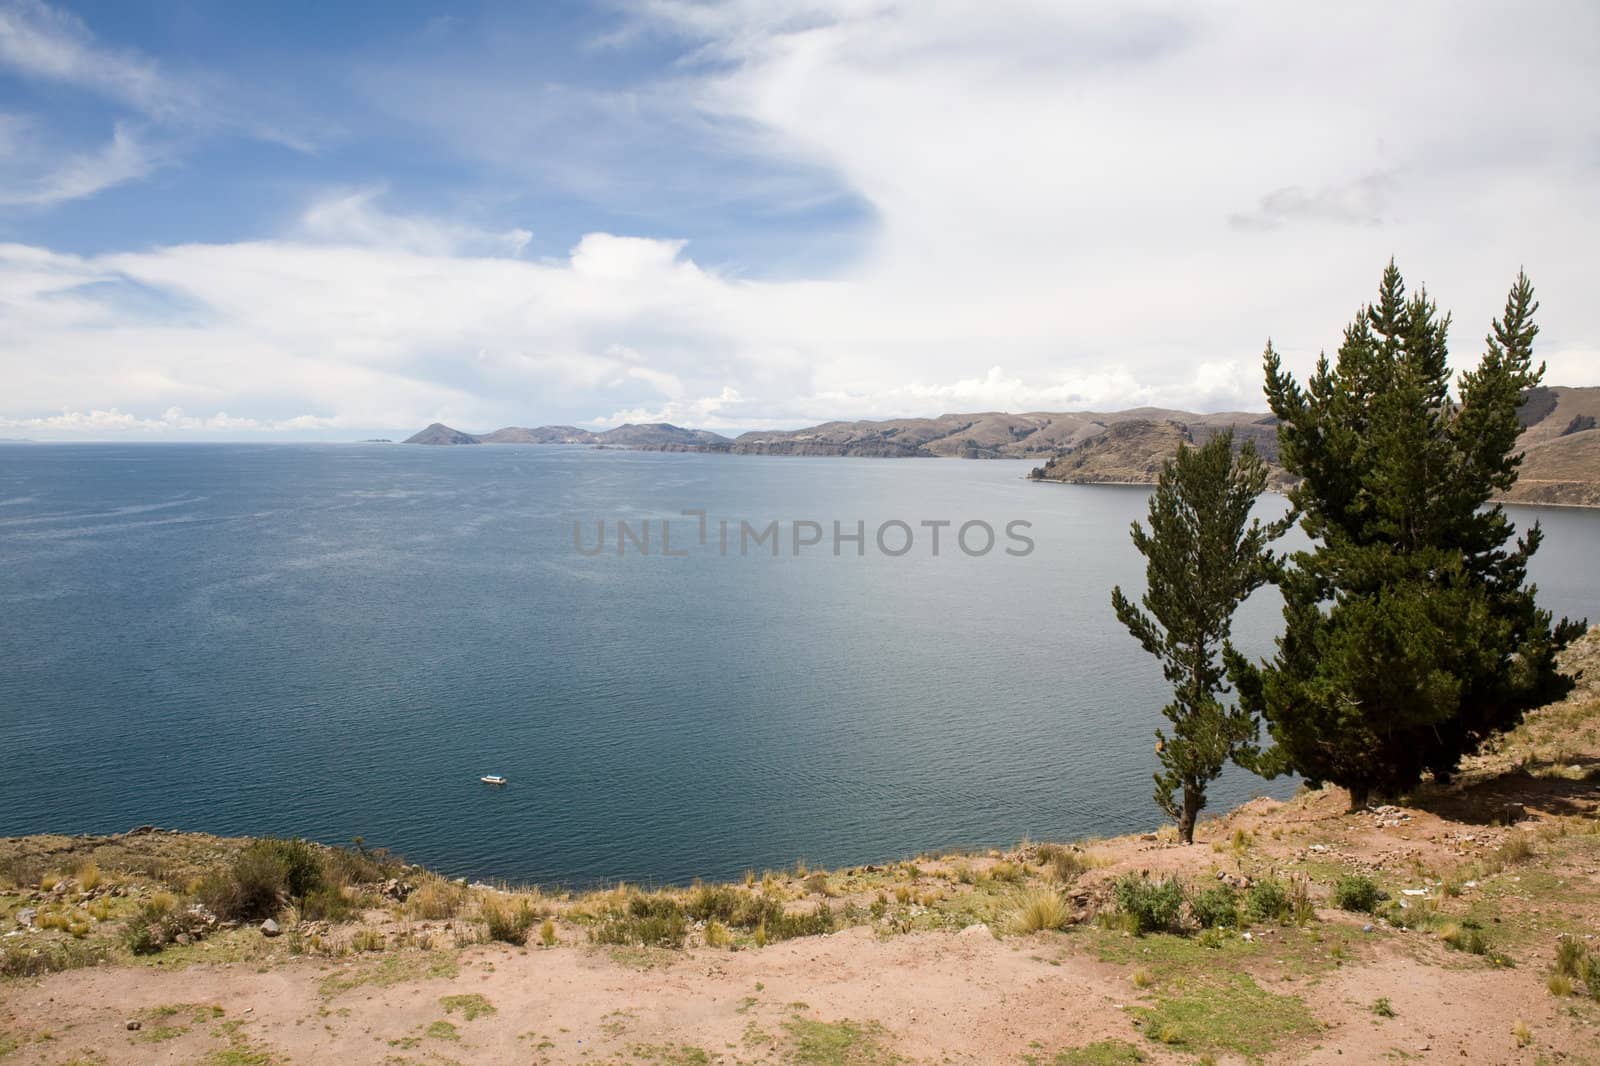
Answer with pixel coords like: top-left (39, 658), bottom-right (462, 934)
top-left (15, 908), bottom-right (35, 929)
top-left (378, 878), bottom-right (415, 902)
top-left (126, 1020), bottom-right (141, 1031)
top-left (259, 918), bottom-right (280, 938)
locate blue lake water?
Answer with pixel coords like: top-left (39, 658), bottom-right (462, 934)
top-left (0, 444), bottom-right (1595, 886)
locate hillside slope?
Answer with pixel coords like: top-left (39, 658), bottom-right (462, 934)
top-left (1029, 386), bottom-right (1597, 505)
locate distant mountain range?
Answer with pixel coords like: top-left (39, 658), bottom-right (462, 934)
top-left (403, 407), bottom-right (1282, 457)
top-left (404, 385), bottom-right (1600, 506)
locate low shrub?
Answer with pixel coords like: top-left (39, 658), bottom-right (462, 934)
top-left (592, 896), bottom-right (688, 948)
top-left (1332, 875), bottom-right (1382, 914)
top-left (1495, 834), bottom-right (1534, 866)
top-left (1244, 879), bottom-right (1291, 924)
top-left (685, 883), bottom-right (743, 923)
top-left (482, 897), bottom-right (538, 946)
top-left (1549, 936), bottom-right (1599, 998)
top-left (1037, 844), bottom-right (1090, 883)
top-left (1190, 885), bottom-right (1238, 929)
top-left (1554, 936), bottom-right (1589, 979)
top-left (1113, 875), bottom-right (1184, 935)
top-left (765, 902), bottom-right (835, 941)
top-left (323, 838), bottom-right (403, 887)
top-left (407, 879), bottom-right (465, 920)
top-left (302, 886), bottom-right (356, 923)
top-left (122, 905), bottom-right (166, 956)
top-left (199, 838), bottom-right (327, 921)
top-left (1439, 921), bottom-right (1487, 956)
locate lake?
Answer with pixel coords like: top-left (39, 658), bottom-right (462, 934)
top-left (1, 444), bottom-right (1594, 886)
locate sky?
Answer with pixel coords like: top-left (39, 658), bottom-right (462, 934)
top-left (1, 0), bottom-right (1597, 440)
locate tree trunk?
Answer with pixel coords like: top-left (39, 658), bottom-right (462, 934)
top-left (1347, 782), bottom-right (1371, 811)
top-left (1178, 786), bottom-right (1202, 844)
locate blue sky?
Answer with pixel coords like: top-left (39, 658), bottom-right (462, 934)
top-left (2, 0), bottom-right (1597, 438)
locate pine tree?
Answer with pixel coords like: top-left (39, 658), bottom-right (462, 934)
top-left (1111, 430), bottom-right (1288, 843)
top-left (1236, 263), bottom-right (1584, 808)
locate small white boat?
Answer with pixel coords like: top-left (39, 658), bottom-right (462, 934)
top-left (480, 774), bottom-right (507, 785)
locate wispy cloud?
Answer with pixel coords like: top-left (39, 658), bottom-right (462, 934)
top-left (0, 121), bottom-right (156, 207)
top-left (0, 0), bottom-right (320, 210)
top-left (0, 0), bottom-right (185, 116)
top-left (294, 187), bottom-right (533, 258)
top-left (1230, 173), bottom-right (1393, 232)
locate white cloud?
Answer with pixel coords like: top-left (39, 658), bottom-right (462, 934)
top-left (595, 387), bottom-right (744, 429)
top-left (1, 2), bottom-right (1598, 437)
top-left (0, 407), bottom-right (344, 434)
top-left (294, 187), bottom-right (534, 258)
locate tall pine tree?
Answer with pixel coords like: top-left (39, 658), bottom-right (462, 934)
top-left (1235, 263), bottom-right (1584, 808)
top-left (1112, 430), bottom-right (1288, 843)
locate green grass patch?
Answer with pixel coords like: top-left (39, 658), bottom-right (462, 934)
top-left (317, 951), bottom-right (459, 997)
top-left (783, 1016), bottom-right (901, 1065)
top-left (440, 993), bottom-right (496, 1021)
top-left (1048, 1040), bottom-right (1147, 1064)
top-left (425, 1019), bottom-right (459, 1041)
top-left (1131, 972), bottom-right (1318, 1061)
top-left (202, 1023), bottom-right (277, 1066)
top-left (628, 1043), bottom-right (713, 1064)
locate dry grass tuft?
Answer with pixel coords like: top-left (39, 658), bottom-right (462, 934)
top-left (1006, 887), bottom-right (1070, 934)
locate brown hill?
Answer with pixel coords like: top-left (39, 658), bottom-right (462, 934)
top-left (400, 387), bottom-right (1594, 506)
top-left (403, 422), bottom-right (732, 450)
top-left (1515, 428), bottom-right (1600, 506)
top-left (402, 422), bottom-right (481, 445)
top-left (725, 408), bottom-right (1278, 459)
top-left (476, 426), bottom-right (597, 444)
top-left (1026, 419), bottom-right (1192, 483)
top-left (1028, 386), bottom-right (1596, 505)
